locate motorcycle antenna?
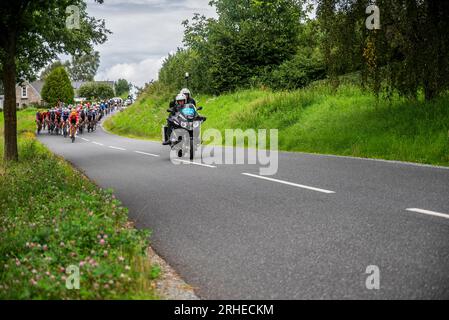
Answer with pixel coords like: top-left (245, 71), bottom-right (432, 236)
top-left (185, 72), bottom-right (190, 89)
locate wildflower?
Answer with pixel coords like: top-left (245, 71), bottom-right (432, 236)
top-left (125, 265), bottom-right (131, 271)
top-left (15, 260), bottom-right (21, 266)
top-left (118, 256), bottom-right (125, 262)
top-left (79, 261), bottom-right (85, 267)
top-left (43, 245), bottom-right (48, 251)
top-left (99, 239), bottom-right (106, 246)
top-left (103, 250), bottom-right (108, 257)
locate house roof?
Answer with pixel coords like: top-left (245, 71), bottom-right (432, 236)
top-left (29, 80), bottom-right (45, 96)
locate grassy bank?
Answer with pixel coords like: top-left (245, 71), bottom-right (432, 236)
top-left (105, 83), bottom-right (449, 166)
top-left (0, 110), bottom-right (159, 299)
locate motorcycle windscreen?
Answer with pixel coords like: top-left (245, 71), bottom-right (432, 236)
top-left (180, 106), bottom-right (196, 117)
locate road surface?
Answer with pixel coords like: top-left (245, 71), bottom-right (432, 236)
top-left (39, 120), bottom-right (449, 299)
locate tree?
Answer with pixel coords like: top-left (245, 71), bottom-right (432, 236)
top-left (41, 67), bottom-right (74, 106)
top-left (78, 82), bottom-right (114, 100)
top-left (316, 0), bottom-right (449, 100)
top-left (0, 0), bottom-right (110, 161)
top-left (182, 0), bottom-right (305, 93)
top-left (115, 79), bottom-right (132, 97)
top-left (39, 60), bottom-right (71, 80)
top-left (68, 50), bottom-right (100, 81)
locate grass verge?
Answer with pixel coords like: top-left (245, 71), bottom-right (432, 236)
top-left (0, 109), bottom-right (160, 299)
top-left (105, 83), bottom-right (449, 166)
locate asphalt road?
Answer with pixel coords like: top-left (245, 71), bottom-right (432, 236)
top-left (39, 117), bottom-right (449, 299)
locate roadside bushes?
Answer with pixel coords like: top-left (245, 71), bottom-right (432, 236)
top-left (0, 111), bottom-right (159, 299)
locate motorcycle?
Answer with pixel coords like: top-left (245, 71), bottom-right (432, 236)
top-left (163, 104), bottom-right (205, 161)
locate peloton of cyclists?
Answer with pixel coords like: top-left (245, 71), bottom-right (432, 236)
top-left (35, 99), bottom-right (120, 141)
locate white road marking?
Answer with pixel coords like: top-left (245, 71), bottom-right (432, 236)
top-left (406, 208), bottom-right (449, 220)
top-left (135, 151), bottom-right (160, 157)
top-left (109, 146), bottom-right (126, 151)
top-left (81, 138), bottom-right (90, 142)
top-left (92, 142), bottom-right (104, 146)
top-left (173, 159), bottom-right (217, 168)
top-left (242, 173), bottom-right (336, 194)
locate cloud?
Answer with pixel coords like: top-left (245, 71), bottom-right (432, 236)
top-left (86, 0), bottom-right (217, 87)
top-left (95, 56), bottom-right (166, 86)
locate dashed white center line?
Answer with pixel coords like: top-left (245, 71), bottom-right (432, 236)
top-left (135, 151), bottom-right (160, 157)
top-left (173, 159), bottom-right (217, 168)
top-left (406, 208), bottom-right (449, 220)
top-left (92, 142), bottom-right (104, 146)
top-left (242, 173), bottom-right (336, 194)
top-left (81, 138), bottom-right (90, 142)
top-left (109, 146), bottom-right (126, 151)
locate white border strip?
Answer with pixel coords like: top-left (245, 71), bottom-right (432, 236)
top-left (109, 146), bottom-right (126, 151)
top-left (92, 142), bottom-right (104, 146)
top-left (173, 159), bottom-right (217, 168)
top-left (406, 208), bottom-right (449, 220)
top-left (135, 151), bottom-right (160, 157)
top-left (242, 173), bottom-right (335, 194)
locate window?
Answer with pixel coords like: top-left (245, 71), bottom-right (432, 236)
top-left (21, 86), bottom-right (27, 98)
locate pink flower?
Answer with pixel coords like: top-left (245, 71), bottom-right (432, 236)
top-left (43, 245), bottom-right (48, 251)
top-left (79, 261), bottom-right (85, 267)
top-left (99, 239), bottom-right (106, 246)
top-left (15, 260), bottom-right (21, 266)
top-left (30, 279), bottom-right (38, 286)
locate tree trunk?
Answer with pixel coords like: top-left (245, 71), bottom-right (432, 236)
top-left (2, 45), bottom-right (18, 162)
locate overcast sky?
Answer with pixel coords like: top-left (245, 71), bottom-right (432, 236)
top-left (86, 0), bottom-right (217, 87)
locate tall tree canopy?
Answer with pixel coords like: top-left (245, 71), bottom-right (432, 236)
top-left (68, 50), bottom-right (100, 81)
top-left (41, 66), bottom-right (74, 106)
top-left (115, 78), bottom-right (132, 97)
top-left (181, 0), bottom-right (305, 93)
top-left (0, 0), bottom-right (110, 161)
top-left (39, 60), bottom-right (71, 80)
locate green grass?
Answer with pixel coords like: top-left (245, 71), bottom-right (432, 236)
top-left (0, 109), bottom-right (159, 299)
top-left (105, 83), bottom-right (449, 166)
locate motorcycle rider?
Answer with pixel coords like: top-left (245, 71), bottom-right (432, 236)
top-left (163, 93), bottom-right (188, 145)
top-left (180, 88), bottom-right (196, 106)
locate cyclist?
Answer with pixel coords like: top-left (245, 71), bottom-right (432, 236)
top-left (61, 107), bottom-right (70, 136)
top-left (35, 110), bottom-right (44, 134)
top-left (68, 109), bottom-right (79, 140)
